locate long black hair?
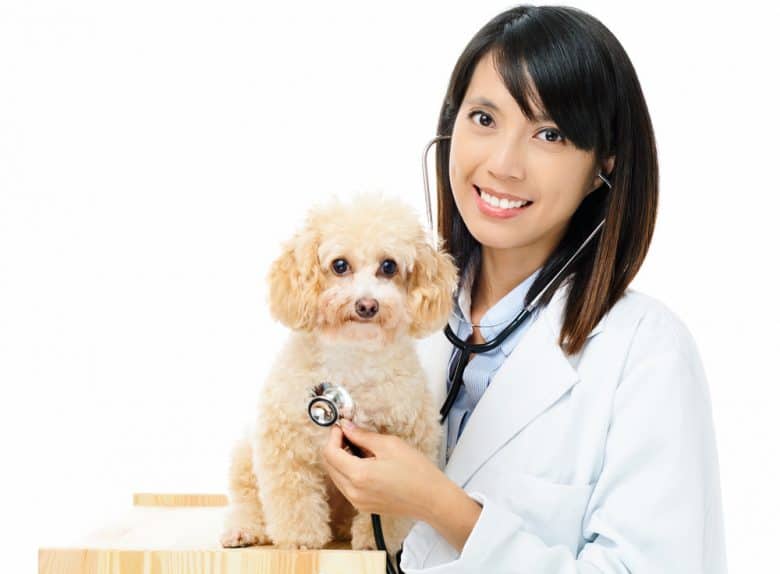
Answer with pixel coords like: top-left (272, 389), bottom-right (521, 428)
top-left (435, 4), bottom-right (658, 355)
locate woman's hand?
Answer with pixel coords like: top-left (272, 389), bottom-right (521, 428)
top-left (321, 420), bottom-right (446, 521)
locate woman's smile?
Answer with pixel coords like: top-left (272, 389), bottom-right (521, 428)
top-left (473, 184), bottom-right (534, 219)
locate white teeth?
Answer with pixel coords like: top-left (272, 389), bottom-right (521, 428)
top-left (479, 188), bottom-right (530, 209)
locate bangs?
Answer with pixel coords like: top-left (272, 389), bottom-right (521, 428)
top-left (491, 15), bottom-right (616, 155)
top-left (436, 4), bottom-right (658, 355)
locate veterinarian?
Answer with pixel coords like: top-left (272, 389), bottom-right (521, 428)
top-left (322, 5), bottom-right (727, 573)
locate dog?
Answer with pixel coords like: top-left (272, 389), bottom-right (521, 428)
top-left (220, 192), bottom-right (458, 555)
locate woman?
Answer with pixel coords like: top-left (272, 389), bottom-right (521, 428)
top-left (322, 4), bottom-right (727, 573)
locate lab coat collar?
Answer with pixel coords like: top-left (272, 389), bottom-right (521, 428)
top-left (417, 281), bottom-right (606, 485)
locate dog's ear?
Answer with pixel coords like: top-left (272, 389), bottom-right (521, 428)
top-left (407, 238), bottom-right (459, 338)
top-left (266, 225), bottom-right (324, 331)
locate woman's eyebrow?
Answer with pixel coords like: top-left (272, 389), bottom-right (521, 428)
top-left (464, 96), bottom-right (552, 122)
top-left (465, 96), bottom-right (501, 112)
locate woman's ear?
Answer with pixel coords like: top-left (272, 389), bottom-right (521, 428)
top-left (407, 238), bottom-right (459, 338)
top-left (266, 226), bottom-right (324, 331)
top-left (604, 155), bottom-right (615, 176)
top-left (594, 155), bottom-right (616, 192)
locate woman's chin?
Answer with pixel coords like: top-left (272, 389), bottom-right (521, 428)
top-left (467, 222), bottom-right (537, 251)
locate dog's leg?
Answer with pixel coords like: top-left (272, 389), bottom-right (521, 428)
top-left (255, 424), bottom-right (333, 550)
top-left (350, 510), bottom-right (377, 551)
top-left (411, 391), bottom-right (446, 468)
top-left (327, 476), bottom-right (356, 541)
top-left (221, 434), bottom-right (271, 547)
top-left (351, 511), bottom-right (413, 557)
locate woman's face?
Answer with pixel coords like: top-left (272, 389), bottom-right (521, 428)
top-left (448, 52), bottom-right (613, 258)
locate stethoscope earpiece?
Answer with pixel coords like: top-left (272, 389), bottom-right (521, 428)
top-left (597, 171), bottom-right (613, 190)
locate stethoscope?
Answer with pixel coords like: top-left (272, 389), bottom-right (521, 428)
top-left (422, 135), bottom-right (612, 424)
top-left (307, 135), bottom-right (613, 574)
top-left (307, 383), bottom-right (400, 572)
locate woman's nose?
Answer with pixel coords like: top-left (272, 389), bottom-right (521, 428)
top-left (355, 297), bottom-right (379, 318)
top-left (486, 135), bottom-right (527, 181)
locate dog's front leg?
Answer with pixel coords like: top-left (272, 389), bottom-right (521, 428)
top-left (351, 511), bottom-right (413, 558)
top-left (254, 432), bottom-right (333, 550)
top-left (221, 434), bottom-right (270, 547)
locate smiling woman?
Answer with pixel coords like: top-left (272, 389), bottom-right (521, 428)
top-left (434, 6), bottom-right (656, 358)
top-left (448, 53), bottom-right (614, 282)
top-left (386, 3), bottom-right (727, 574)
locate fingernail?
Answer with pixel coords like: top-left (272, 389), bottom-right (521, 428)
top-left (342, 420), bottom-right (355, 430)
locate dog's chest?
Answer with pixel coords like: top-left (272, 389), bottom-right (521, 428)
top-left (316, 352), bottom-right (419, 431)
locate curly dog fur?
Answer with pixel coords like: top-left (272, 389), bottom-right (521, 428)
top-left (220, 192), bottom-right (458, 555)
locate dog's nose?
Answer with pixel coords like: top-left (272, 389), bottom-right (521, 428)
top-left (355, 297), bottom-right (379, 319)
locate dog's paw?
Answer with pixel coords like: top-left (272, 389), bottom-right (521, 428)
top-left (350, 531), bottom-right (378, 551)
top-left (272, 531), bottom-right (332, 551)
top-left (220, 527), bottom-right (262, 548)
top-left (274, 540), bottom-right (313, 551)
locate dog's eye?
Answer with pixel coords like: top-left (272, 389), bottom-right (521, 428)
top-left (380, 259), bottom-right (397, 277)
top-left (331, 258), bottom-right (350, 275)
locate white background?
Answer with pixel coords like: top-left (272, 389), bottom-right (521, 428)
top-left (1, 0), bottom-right (777, 571)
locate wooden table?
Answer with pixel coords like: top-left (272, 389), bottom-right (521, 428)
top-left (38, 493), bottom-right (386, 574)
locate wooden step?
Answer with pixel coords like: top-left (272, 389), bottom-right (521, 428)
top-left (38, 493), bottom-right (386, 574)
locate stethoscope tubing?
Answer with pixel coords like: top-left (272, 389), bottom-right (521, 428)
top-left (422, 134), bottom-right (613, 424)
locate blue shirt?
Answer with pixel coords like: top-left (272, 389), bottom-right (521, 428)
top-left (444, 257), bottom-right (542, 463)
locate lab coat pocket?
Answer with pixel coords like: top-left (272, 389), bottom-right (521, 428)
top-left (409, 471), bottom-right (597, 570)
top-left (470, 465), bottom-right (596, 557)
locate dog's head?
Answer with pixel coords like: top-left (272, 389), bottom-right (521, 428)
top-left (267, 192), bottom-right (458, 344)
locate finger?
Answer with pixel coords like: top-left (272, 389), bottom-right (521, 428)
top-left (340, 422), bottom-right (384, 457)
top-left (323, 456), bottom-right (355, 501)
top-left (321, 451), bottom-right (349, 489)
top-left (323, 425), bottom-right (362, 474)
top-left (325, 423), bottom-right (342, 451)
top-left (322, 428), bottom-right (361, 501)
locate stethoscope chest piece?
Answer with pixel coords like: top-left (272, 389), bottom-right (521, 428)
top-left (307, 382), bottom-right (355, 427)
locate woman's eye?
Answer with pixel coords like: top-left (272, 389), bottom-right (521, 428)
top-left (380, 259), bottom-right (397, 276)
top-left (331, 258), bottom-right (350, 275)
top-left (468, 110), bottom-right (495, 128)
top-left (468, 110), bottom-right (565, 144)
top-left (536, 128), bottom-right (566, 143)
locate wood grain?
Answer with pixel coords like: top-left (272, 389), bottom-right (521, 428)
top-left (132, 493), bottom-right (229, 507)
top-left (38, 493), bottom-right (386, 574)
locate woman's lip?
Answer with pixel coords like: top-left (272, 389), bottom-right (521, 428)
top-left (477, 185), bottom-right (532, 203)
top-left (473, 185), bottom-right (533, 219)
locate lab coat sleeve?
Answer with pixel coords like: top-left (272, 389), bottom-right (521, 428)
top-left (401, 304), bottom-right (728, 574)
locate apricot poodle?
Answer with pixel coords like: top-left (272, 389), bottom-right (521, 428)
top-left (220, 192), bottom-right (458, 556)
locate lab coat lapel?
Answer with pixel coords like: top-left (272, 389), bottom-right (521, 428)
top-left (417, 283), bottom-right (606, 487)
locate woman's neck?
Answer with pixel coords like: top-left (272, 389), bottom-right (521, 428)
top-left (471, 244), bottom-right (548, 312)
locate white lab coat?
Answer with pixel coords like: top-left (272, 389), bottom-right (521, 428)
top-left (400, 282), bottom-right (728, 573)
